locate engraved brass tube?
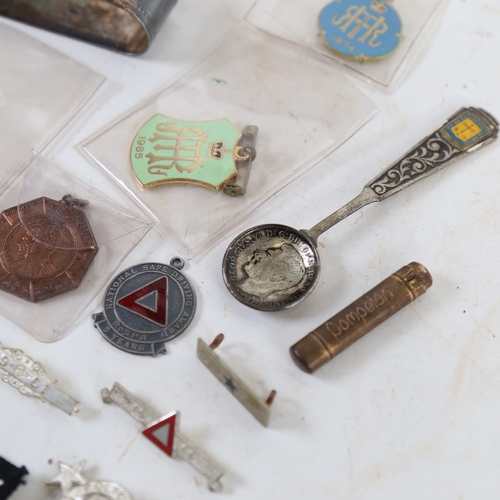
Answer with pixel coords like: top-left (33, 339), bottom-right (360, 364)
top-left (290, 262), bottom-right (432, 373)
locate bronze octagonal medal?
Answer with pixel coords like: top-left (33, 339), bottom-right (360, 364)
top-left (0, 197), bottom-right (98, 302)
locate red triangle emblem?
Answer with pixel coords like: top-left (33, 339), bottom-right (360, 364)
top-left (142, 412), bottom-right (177, 457)
top-left (118, 277), bottom-right (167, 326)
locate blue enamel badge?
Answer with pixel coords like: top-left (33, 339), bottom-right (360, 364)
top-left (319, 0), bottom-right (402, 61)
top-left (442, 109), bottom-right (492, 151)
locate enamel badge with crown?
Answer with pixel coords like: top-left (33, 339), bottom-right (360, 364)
top-left (131, 114), bottom-right (253, 191)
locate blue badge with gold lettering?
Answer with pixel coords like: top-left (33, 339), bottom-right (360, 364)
top-left (319, 0), bottom-right (402, 61)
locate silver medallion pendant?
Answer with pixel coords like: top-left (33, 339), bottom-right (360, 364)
top-left (93, 258), bottom-right (196, 357)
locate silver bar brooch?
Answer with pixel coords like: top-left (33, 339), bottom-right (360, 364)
top-left (0, 342), bottom-right (78, 415)
top-left (101, 382), bottom-right (224, 492)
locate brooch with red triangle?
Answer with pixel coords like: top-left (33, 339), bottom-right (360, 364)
top-left (101, 383), bottom-right (224, 492)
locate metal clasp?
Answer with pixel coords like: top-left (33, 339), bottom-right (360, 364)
top-left (223, 125), bottom-right (259, 197)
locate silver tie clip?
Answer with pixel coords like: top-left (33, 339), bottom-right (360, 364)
top-left (0, 343), bottom-right (78, 415)
top-left (101, 382), bottom-right (224, 492)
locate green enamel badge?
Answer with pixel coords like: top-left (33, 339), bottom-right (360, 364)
top-left (130, 114), bottom-right (242, 190)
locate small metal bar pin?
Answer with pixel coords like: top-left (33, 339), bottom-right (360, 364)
top-left (223, 125), bottom-right (259, 196)
top-left (0, 343), bottom-right (78, 415)
top-left (101, 382), bottom-right (224, 492)
top-left (197, 335), bottom-right (277, 427)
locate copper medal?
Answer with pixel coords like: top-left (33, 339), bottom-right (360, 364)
top-left (0, 196), bottom-right (98, 302)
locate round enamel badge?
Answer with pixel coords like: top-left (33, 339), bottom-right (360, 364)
top-left (93, 258), bottom-right (196, 356)
top-left (319, 0), bottom-right (402, 61)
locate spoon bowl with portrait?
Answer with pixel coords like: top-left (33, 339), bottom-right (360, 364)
top-left (222, 108), bottom-right (499, 312)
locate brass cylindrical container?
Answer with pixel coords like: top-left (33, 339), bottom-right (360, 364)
top-left (290, 262), bottom-right (432, 373)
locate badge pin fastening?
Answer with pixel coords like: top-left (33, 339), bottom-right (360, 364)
top-left (101, 382), bottom-right (224, 492)
top-left (197, 334), bottom-right (276, 427)
top-left (222, 125), bottom-right (258, 196)
top-left (0, 342), bottom-right (78, 415)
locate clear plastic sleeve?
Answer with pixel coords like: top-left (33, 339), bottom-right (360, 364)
top-left (79, 24), bottom-right (378, 258)
top-left (0, 21), bottom-right (104, 189)
top-left (0, 24), bottom-right (149, 340)
top-left (245, 0), bottom-right (448, 92)
top-left (0, 155), bottom-right (153, 342)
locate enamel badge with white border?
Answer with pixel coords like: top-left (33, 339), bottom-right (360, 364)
top-left (93, 258), bottom-right (196, 357)
top-left (131, 115), bottom-right (258, 195)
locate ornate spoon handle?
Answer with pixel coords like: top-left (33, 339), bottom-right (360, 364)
top-left (366, 107), bottom-right (498, 200)
top-left (306, 107), bottom-right (498, 243)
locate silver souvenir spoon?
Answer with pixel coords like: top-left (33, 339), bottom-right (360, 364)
top-left (222, 107), bottom-right (498, 311)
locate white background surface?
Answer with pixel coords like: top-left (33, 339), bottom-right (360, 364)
top-left (2, 0), bottom-right (500, 499)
